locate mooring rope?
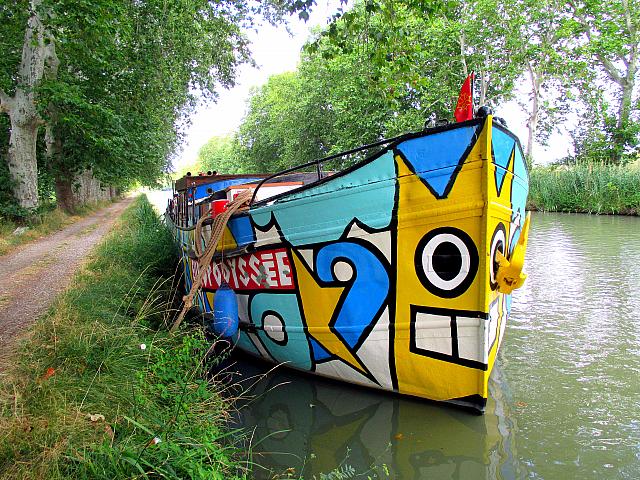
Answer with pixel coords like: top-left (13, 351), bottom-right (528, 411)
top-left (170, 189), bottom-right (253, 333)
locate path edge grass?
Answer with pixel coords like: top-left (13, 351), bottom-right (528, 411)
top-left (0, 195), bottom-right (246, 479)
top-left (0, 199), bottom-right (120, 257)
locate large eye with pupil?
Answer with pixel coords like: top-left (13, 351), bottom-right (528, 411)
top-left (490, 223), bottom-right (507, 289)
top-left (415, 227), bottom-right (479, 298)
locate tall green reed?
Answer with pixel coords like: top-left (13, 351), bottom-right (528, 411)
top-left (528, 163), bottom-right (640, 215)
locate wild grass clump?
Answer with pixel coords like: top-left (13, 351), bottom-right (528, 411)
top-left (528, 163), bottom-right (640, 215)
top-left (0, 195), bottom-right (245, 479)
top-left (0, 199), bottom-right (116, 257)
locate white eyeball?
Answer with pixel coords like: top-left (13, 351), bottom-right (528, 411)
top-left (415, 227), bottom-right (479, 298)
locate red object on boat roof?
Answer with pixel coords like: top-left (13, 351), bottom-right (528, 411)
top-left (454, 73), bottom-right (475, 122)
top-left (212, 199), bottom-right (229, 216)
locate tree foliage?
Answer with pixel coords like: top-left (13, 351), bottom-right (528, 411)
top-left (566, 0), bottom-right (640, 163)
top-left (43, 0), bottom-right (253, 189)
top-left (232, 0), bottom-right (528, 173)
top-left (220, 0), bottom-right (640, 174)
top-left (0, 0), bottom-right (312, 214)
top-left (197, 135), bottom-right (245, 174)
top-left (3, 0), bottom-right (637, 214)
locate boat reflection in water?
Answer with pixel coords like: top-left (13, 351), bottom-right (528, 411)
top-left (227, 354), bottom-right (523, 479)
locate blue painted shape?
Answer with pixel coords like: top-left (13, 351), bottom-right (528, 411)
top-left (513, 143), bottom-right (528, 182)
top-left (250, 151), bottom-right (396, 246)
top-left (396, 125), bottom-right (478, 197)
top-left (512, 147), bottom-right (529, 221)
top-left (193, 186), bottom-right (209, 200)
top-left (493, 128), bottom-right (516, 194)
top-left (316, 242), bottom-right (389, 349)
top-left (251, 293), bottom-right (312, 370)
top-left (228, 214), bottom-right (255, 246)
top-left (310, 338), bottom-right (332, 361)
top-left (193, 177), bottom-right (261, 200)
top-left (509, 145), bottom-right (529, 253)
top-left (492, 129), bottom-right (529, 253)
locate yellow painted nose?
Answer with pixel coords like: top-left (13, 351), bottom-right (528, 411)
top-left (495, 212), bottom-right (531, 294)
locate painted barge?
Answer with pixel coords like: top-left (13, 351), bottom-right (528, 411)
top-left (166, 114), bottom-right (530, 412)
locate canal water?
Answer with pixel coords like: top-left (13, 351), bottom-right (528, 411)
top-left (222, 212), bottom-right (640, 479)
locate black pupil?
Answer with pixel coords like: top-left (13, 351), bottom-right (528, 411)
top-left (432, 242), bottom-right (462, 281)
top-left (493, 241), bottom-right (504, 275)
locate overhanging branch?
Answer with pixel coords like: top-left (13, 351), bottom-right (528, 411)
top-left (595, 53), bottom-right (625, 86)
top-left (567, 1), bottom-right (625, 86)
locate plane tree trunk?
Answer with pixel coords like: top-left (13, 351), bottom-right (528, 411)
top-left (525, 62), bottom-right (544, 161)
top-left (7, 102), bottom-right (40, 209)
top-left (0, 0), bottom-right (58, 210)
top-left (54, 167), bottom-right (112, 213)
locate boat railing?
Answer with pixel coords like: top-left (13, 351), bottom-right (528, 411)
top-left (167, 187), bottom-right (215, 229)
top-left (249, 134), bottom-right (410, 207)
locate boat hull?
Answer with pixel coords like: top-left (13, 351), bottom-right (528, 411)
top-left (168, 116), bottom-right (529, 412)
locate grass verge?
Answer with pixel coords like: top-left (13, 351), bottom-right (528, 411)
top-left (528, 163), bottom-right (640, 215)
top-left (0, 195), bottom-right (245, 479)
top-left (0, 200), bottom-right (117, 257)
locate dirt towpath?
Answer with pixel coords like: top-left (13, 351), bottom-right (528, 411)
top-left (0, 198), bottom-right (133, 360)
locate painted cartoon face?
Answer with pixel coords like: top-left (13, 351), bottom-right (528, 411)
top-left (392, 119), bottom-right (528, 407)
